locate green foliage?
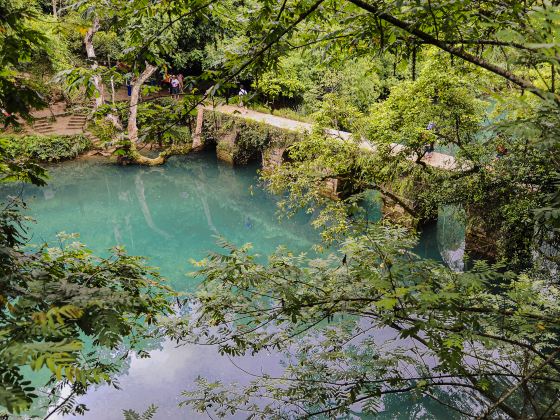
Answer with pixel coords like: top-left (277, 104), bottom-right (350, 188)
top-left (271, 107), bottom-right (313, 123)
top-left (2, 0), bottom-right (560, 417)
top-left (312, 92), bottom-right (363, 132)
top-left (0, 221), bottom-right (174, 414)
top-left (174, 226), bottom-right (560, 418)
top-left (249, 51), bottom-right (392, 116)
top-left (92, 30), bottom-right (121, 62)
top-left (253, 54), bottom-right (307, 103)
top-left (0, 0), bottom-right (48, 125)
top-left (0, 134), bottom-right (92, 162)
top-left (122, 404), bottom-right (158, 420)
top-left (90, 116), bottom-right (120, 144)
top-left (137, 99), bottom-right (192, 147)
top-left (0, 127), bottom-right (173, 416)
top-left (169, 2), bottom-right (560, 417)
top-left (302, 56), bottom-right (394, 114)
top-left (365, 54), bottom-right (485, 156)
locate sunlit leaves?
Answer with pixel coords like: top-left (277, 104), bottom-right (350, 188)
top-left (0, 0), bottom-right (48, 123)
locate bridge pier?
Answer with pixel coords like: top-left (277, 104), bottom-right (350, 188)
top-left (262, 146), bottom-right (287, 171)
top-left (464, 206), bottom-right (498, 261)
top-left (216, 130), bottom-right (239, 165)
top-left (378, 182), bottom-right (437, 229)
top-left (192, 107), bottom-right (204, 150)
top-left (322, 178), bottom-right (340, 200)
top-left (381, 194), bottom-right (421, 229)
top-left (200, 110), bottom-right (300, 166)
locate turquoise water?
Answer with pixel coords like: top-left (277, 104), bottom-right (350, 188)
top-left (1, 152), bottom-right (465, 419)
top-left (14, 152), bottom-right (318, 292)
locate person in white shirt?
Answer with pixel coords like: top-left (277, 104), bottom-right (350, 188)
top-left (238, 85), bottom-right (248, 107)
top-left (170, 76), bottom-right (180, 99)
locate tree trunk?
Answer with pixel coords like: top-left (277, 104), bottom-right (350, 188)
top-left (126, 63), bottom-right (191, 166)
top-left (111, 76), bottom-right (116, 105)
top-left (84, 18), bottom-right (105, 110)
top-left (52, 0), bottom-right (57, 17)
top-left (127, 64), bottom-right (156, 144)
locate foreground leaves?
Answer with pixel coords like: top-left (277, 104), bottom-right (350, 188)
top-left (0, 212), bottom-right (174, 415)
top-left (171, 226), bottom-right (560, 418)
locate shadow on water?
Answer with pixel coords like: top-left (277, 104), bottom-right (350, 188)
top-left (0, 150), bottom-right (467, 419)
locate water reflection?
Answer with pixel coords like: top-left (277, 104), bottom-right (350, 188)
top-left (437, 206), bottom-right (466, 272)
top-left (0, 151), bottom-right (467, 418)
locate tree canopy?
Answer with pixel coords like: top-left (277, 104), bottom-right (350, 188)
top-left (0, 0), bottom-right (559, 418)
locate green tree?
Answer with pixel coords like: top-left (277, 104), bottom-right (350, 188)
top-left (0, 3), bottom-right (175, 416)
top-left (165, 0), bottom-right (560, 418)
top-left (174, 227), bottom-right (560, 418)
top-left (0, 0), bottom-right (48, 126)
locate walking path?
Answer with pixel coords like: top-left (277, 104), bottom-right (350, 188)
top-left (209, 105), bottom-right (458, 170)
top-left (19, 98), bottom-right (457, 170)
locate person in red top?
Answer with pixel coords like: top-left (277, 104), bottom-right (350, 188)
top-left (1, 108), bottom-right (12, 129)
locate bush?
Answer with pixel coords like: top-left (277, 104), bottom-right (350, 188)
top-left (312, 93), bottom-right (363, 132)
top-left (170, 126), bottom-right (192, 144)
top-left (0, 134), bottom-right (92, 162)
top-left (272, 107), bottom-right (312, 123)
top-left (89, 117), bottom-right (119, 144)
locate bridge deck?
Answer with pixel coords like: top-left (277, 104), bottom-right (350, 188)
top-left (210, 105), bottom-right (458, 171)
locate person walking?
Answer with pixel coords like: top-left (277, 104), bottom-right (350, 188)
top-left (238, 85), bottom-right (248, 108)
top-left (170, 76), bottom-right (180, 100)
top-left (424, 121), bottom-right (436, 157)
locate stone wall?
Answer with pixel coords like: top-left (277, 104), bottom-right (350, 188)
top-left (200, 110), bottom-right (300, 166)
top-left (198, 109), bottom-right (439, 232)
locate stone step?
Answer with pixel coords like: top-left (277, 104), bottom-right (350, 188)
top-left (85, 132), bottom-right (101, 141)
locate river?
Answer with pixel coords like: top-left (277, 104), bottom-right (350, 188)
top-left (1, 151), bottom-right (466, 419)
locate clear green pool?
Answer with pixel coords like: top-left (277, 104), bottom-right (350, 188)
top-left (3, 151), bottom-right (465, 419)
